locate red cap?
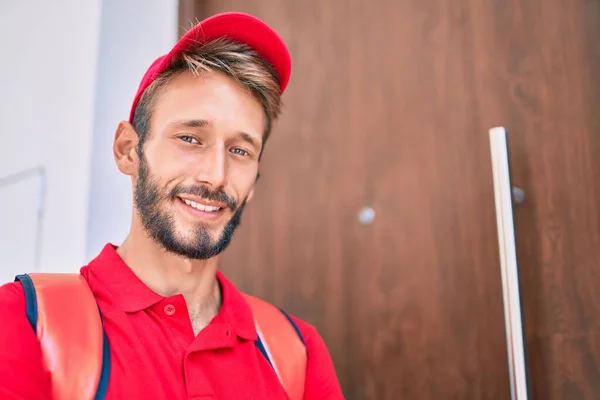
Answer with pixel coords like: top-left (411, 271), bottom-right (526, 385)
top-left (129, 12), bottom-right (291, 122)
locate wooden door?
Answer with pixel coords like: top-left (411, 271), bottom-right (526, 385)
top-left (181, 1), bottom-right (600, 399)
top-left (477, 1), bottom-right (600, 399)
top-left (180, 1), bottom-right (510, 399)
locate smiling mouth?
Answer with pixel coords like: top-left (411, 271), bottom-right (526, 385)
top-left (177, 196), bottom-right (226, 213)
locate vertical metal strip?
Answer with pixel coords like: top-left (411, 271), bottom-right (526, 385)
top-left (0, 166), bottom-right (46, 271)
top-left (488, 127), bottom-right (529, 400)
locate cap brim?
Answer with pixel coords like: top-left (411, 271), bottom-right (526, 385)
top-left (173, 12), bottom-right (290, 91)
top-left (129, 12), bottom-right (291, 122)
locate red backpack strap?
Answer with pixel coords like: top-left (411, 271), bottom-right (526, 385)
top-left (14, 273), bottom-right (110, 400)
top-left (243, 293), bottom-right (307, 400)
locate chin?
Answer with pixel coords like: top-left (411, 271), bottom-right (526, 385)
top-left (175, 225), bottom-right (219, 244)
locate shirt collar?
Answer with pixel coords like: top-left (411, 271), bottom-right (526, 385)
top-left (213, 271), bottom-right (257, 341)
top-left (83, 243), bottom-right (257, 341)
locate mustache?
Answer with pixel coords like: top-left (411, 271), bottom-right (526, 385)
top-left (169, 184), bottom-right (237, 210)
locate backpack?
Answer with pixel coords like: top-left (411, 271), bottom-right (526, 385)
top-left (15, 273), bottom-right (307, 400)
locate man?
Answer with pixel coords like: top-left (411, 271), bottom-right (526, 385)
top-left (0, 12), bottom-right (343, 399)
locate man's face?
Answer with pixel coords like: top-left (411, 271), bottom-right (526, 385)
top-left (133, 70), bottom-right (265, 259)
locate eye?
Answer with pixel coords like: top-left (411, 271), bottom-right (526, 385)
top-left (180, 135), bottom-right (199, 144)
top-left (231, 148), bottom-right (250, 157)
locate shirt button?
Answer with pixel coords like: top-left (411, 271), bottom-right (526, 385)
top-left (164, 304), bottom-right (176, 316)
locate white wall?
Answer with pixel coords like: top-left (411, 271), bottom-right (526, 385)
top-left (86, 0), bottom-right (178, 259)
top-left (0, 1), bottom-right (178, 283)
top-left (0, 1), bottom-right (102, 281)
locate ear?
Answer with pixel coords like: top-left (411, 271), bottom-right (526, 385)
top-left (113, 121), bottom-right (140, 176)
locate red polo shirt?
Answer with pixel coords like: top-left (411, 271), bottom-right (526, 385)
top-left (0, 244), bottom-right (343, 399)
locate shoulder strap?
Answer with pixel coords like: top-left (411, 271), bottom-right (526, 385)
top-left (14, 273), bottom-right (110, 400)
top-left (243, 293), bottom-right (307, 400)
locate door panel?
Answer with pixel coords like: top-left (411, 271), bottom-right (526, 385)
top-left (180, 0), bottom-right (600, 399)
top-left (180, 1), bottom-right (510, 399)
top-left (470, 1), bottom-right (600, 398)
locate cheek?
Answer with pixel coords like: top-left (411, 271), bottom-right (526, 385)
top-left (230, 166), bottom-right (258, 200)
top-left (146, 146), bottom-right (192, 182)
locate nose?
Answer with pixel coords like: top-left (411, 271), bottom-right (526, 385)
top-left (194, 144), bottom-right (228, 188)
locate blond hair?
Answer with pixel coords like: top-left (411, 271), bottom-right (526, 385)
top-left (132, 38), bottom-right (282, 150)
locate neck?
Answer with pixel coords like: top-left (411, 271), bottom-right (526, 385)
top-left (117, 218), bottom-right (222, 326)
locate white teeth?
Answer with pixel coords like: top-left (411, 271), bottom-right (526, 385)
top-left (183, 199), bottom-right (221, 212)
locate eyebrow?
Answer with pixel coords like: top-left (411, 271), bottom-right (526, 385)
top-left (239, 132), bottom-right (259, 148)
top-left (171, 119), bottom-right (261, 148)
top-left (174, 119), bottom-right (212, 128)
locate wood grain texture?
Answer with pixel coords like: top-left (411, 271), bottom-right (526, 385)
top-left (180, 0), bottom-right (600, 398)
top-left (470, 0), bottom-right (600, 398)
top-left (181, 1), bottom-right (510, 399)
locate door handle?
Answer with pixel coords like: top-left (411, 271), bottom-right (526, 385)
top-left (489, 127), bottom-right (529, 400)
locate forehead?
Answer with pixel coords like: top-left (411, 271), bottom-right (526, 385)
top-left (150, 70), bottom-right (266, 137)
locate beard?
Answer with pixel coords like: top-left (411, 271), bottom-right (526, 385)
top-left (134, 153), bottom-right (247, 260)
